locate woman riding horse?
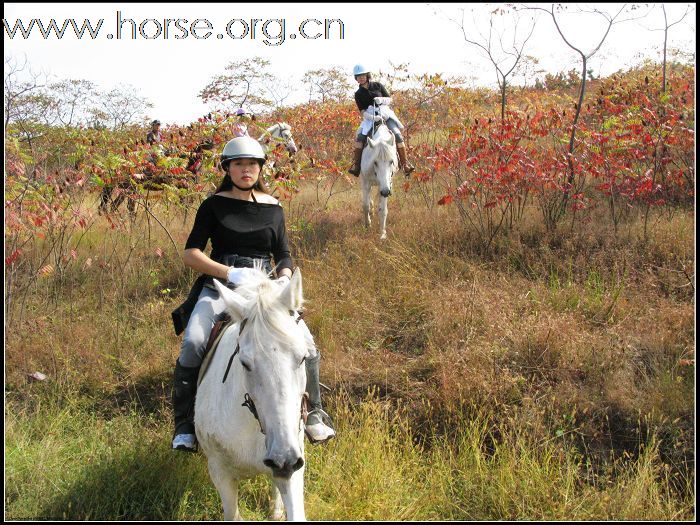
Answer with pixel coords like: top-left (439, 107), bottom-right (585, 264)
top-left (349, 64), bottom-right (414, 177)
top-left (170, 136), bottom-right (335, 452)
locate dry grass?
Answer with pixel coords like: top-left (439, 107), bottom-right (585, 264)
top-left (4, 182), bottom-right (695, 519)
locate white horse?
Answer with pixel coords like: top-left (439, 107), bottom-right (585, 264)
top-left (196, 269), bottom-right (309, 521)
top-left (260, 123), bottom-right (298, 155)
top-left (359, 124), bottom-right (399, 240)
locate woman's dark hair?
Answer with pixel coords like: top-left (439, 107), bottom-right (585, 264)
top-left (215, 159), bottom-right (270, 194)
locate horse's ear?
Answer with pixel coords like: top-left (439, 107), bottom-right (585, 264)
top-left (278, 269), bottom-right (303, 312)
top-left (367, 137), bottom-right (376, 148)
top-left (213, 279), bottom-right (247, 321)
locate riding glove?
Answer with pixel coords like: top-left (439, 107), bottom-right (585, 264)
top-left (273, 275), bottom-right (291, 288)
top-left (227, 267), bottom-right (259, 286)
top-left (362, 111), bottom-right (382, 122)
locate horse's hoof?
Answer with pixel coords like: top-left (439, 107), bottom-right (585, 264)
top-left (380, 233), bottom-right (387, 240)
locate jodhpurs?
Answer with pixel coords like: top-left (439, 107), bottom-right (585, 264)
top-left (178, 286), bottom-right (319, 368)
top-left (356, 118), bottom-right (404, 144)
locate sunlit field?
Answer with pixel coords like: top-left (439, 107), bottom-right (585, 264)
top-left (5, 61), bottom-right (695, 520)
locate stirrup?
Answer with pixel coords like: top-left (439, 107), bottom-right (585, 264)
top-left (305, 409), bottom-right (336, 445)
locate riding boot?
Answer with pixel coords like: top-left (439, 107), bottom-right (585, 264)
top-left (348, 147), bottom-right (363, 177)
top-left (397, 145), bottom-right (415, 177)
top-left (304, 352), bottom-right (336, 444)
top-left (172, 359), bottom-right (201, 452)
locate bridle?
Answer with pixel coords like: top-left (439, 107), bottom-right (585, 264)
top-left (221, 313), bottom-right (308, 436)
top-left (258, 123), bottom-right (295, 154)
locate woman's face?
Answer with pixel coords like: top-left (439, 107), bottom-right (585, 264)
top-left (228, 158), bottom-right (261, 189)
top-left (355, 74), bottom-right (368, 85)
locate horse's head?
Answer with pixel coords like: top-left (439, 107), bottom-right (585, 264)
top-left (266, 123), bottom-right (298, 155)
top-left (213, 270), bottom-right (308, 478)
top-left (365, 126), bottom-right (398, 197)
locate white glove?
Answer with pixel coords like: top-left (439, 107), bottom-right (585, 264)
top-left (374, 97), bottom-right (392, 106)
top-left (362, 110), bottom-right (382, 122)
top-left (227, 266), bottom-right (258, 286)
top-left (273, 275), bottom-right (291, 288)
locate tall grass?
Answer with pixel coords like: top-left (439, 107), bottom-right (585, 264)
top-left (5, 390), bottom-right (692, 520)
top-left (5, 187), bottom-right (695, 520)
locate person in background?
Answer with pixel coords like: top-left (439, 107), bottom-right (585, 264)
top-left (231, 108), bottom-right (252, 138)
top-left (147, 119), bottom-right (162, 145)
top-left (348, 64), bottom-right (415, 177)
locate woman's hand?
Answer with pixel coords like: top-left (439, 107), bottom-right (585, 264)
top-left (227, 267), bottom-right (259, 285)
top-left (273, 274), bottom-right (291, 288)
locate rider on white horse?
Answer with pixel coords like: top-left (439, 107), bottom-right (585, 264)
top-left (230, 108), bottom-right (251, 138)
top-left (171, 136), bottom-right (335, 452)
top-left (349, 64), bottom-right (415, 177)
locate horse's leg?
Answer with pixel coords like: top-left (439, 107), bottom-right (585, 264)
top-left (378, 192), bottom-right (388, 240)
top-left (271, 468), bottom-right (306, 521)
top-left (207, 459), bottom-right (241, 521)
top-left (98, 186), bottom-right (112, 215)
top-left (111, 191), bottom-right (125, 213)
top-left (269, 483), bottom-right (284, 520)
top-left (361, 182), bottom-right (372, 229)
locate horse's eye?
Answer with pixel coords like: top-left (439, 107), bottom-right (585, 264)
top-left (241, 361), bottom-right (252, 372)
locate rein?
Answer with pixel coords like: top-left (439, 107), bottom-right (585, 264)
top-left (221, 311), bottom-right (307, 435)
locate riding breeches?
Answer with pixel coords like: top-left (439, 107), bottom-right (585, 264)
top-left (356, 118), bottom-right (404, 144)
top-left (178, 286), bottom-right (318, 368)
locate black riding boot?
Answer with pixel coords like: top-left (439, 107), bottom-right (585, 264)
top-left (172, 359), bottom-right (200, 452)
top-left (304, 352), bottom-right (335, 444)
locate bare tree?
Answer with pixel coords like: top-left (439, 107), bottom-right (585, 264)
top-left (4, 56), bottom-right (48, 132)
top-left (642, 3), bottom-right (694, 92)
top-left (266, 78), bottom-right (294, 110)
top-left (89, 84), bottom-right (153, 130)
top-left (302, 67), bottom-right (352, 104)
top-left (199, 57), bottom-right (291, 113)
top-left (453, 5), bottom-right (537, 122)
top-left (49, 79), bottom-right (98, 126)
top-left (521, 3), bottom-right (643, 221)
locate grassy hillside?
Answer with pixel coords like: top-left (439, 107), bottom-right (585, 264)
top-left (5, 182), bottom-right (694, 519)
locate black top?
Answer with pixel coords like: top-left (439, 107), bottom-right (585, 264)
top-left (354, 81), bottom-right (390, 111)
top-left (146, 130), bottom-right (161, 145)
top-left (185, 195), bottom-right (293, 272)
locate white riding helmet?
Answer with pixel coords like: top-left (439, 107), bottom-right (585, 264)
top-left (220, 136), bottom-right (266, 170)
top-left (353, 64), bottom-right (370, 77)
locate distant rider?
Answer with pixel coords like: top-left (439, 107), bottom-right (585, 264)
top-left (147, 119), bottom-right (162, 145)
top-left (348, 65), bottom-right (415, 177)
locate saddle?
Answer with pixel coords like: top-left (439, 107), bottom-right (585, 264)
top-left (197, 313), bottom-right (233, 387)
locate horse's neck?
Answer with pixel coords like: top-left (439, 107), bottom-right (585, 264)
top-left (369, 124), bottom-right (388, 139)
top-left (210, 324), bottom-right (253, 417)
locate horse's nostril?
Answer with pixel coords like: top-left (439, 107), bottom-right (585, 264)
top-left (263, 458), bottom-right (279, 469)
top-left (292, 457), bottom-right (304, 472)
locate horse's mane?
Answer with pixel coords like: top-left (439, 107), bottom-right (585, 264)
top-left (233, 266), bottom-right (305, 356)
top-left (366, 126), bottom-right (398, 164)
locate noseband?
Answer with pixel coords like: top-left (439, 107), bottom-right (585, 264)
top-left (221, 313), bottom-right (308, 435)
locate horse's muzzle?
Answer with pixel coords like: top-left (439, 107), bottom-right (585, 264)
top-left (380, 189), bottom-right (392, 197)
top-left (264, 455), bottom-right (304, 478)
